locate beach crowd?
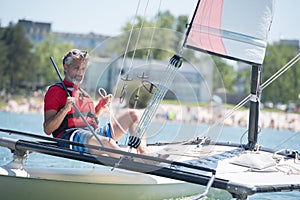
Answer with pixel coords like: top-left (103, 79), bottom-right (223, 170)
top-left (1, 94), bottom-right (299, 132)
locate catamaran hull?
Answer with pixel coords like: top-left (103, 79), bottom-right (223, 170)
top-left (0, 166), bottom-right (205, 200)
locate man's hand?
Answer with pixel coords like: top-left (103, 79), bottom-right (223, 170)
top-left (64, 97), bottom-right (75, 112)
top-left (95, 95), bottom-right (111, 114)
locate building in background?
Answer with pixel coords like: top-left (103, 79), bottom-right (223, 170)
top-left (18, 19), bottom-right (108, 49)
top-left (17, 19), bottom-right (215, 103)
top-left (83, 56), bottom-right (214, 103)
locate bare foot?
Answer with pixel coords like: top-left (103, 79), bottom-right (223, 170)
top-left (136, 145), bottom-right (150, 155)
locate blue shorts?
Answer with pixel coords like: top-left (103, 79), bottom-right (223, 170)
top-left (58, 123), bottom-right (112, 153)
top-left (97, 123), bottom-right (112, 138)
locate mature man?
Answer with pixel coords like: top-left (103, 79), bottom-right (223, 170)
top-left (43, 49), bottom-right (148, 157)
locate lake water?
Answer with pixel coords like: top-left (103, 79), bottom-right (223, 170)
top-left (0, 111), bottom-right (299, 199)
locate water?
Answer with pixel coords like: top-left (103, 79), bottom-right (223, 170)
top-left (0, 111), bottom-right (299, 199)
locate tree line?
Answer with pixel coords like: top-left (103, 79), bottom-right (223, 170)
top-left (0, 12), bottom-right (299, 106)
top-left (0, 22), bottom-right (74, 94)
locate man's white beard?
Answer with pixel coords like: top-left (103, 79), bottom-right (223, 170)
top-left (66, 73), bottom-right (83, 85)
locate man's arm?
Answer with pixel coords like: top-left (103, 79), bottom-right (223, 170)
top-left (43, 97), bottom-right (74, 135)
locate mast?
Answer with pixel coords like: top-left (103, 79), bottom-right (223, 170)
top-left (176, 0), bottom-right (274, 149)
top-left (246, 64), bottom-right (261, 150)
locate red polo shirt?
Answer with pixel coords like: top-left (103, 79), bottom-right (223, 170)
top-left (44, 80), bottom-right (75, 112)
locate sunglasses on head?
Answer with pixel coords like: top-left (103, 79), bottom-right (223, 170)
top-left (63, 49), bottom-right (88, 64)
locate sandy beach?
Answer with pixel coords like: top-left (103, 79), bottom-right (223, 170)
top-left (1, 95), bottom-right (299, 132)
top-left (154, 104), bottom-right (300, 132)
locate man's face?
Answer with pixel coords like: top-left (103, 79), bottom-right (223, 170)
top-left (64, 59), bottom-right (88, 85)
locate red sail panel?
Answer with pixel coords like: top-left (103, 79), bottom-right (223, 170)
top-left (196, 0), bottom-right (226, 55)
top-left (185, 0), bottom-right (275, 65)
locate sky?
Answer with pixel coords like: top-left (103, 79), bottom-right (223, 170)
top-left (1, 0), bottom-right (300, 43)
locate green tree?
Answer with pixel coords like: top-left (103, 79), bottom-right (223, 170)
top-left (262, 43), bottom-right (300, 104)
top-left (176, 15), bottom-right (188, 34)
top-left (156, 11), bottom-right (175, 29)
top-left (34, 34), bottom-right (75, 86)
top-left (1, 22), bottom-right (36, 93)
top-left (236, 67), bottom-right (251, 94)
top-left (212, 56), bottom-right (236, 93)
top-left (0, 27), bottom-right (8, 91)
top-left (105, 11), bottom-right (186, 61)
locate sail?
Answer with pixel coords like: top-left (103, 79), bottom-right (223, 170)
top-left (184, 0), bottom-right (275, 65)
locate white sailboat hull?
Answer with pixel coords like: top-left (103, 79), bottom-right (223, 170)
top-left (0, 166), bottom-right (203, 200)
top-left (0, 137), bottom-right (299, 199)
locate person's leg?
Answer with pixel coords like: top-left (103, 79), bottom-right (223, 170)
top-left (110, 109), bottom-right (149, 154)
top-left (65, 128), bottom-right (123, 158)
top-left (87, 136), bottom-right (124, 158)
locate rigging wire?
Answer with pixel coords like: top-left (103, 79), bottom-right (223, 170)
top-left (124, 0), bottom-right (162, 147)
top-left (195, 53), bottom-right (300, 141)
top-left (128, 0), bottom-right (150, 69)
top-left (128, 0), bottom-right (158, 110)
top-left (104, 0), bottom-right (300, 160)
top-left (146, 53), bottom-right (300, 148)
top-left (109, 0), bottom-right (159, 168)
top-left (145, 0), bottom-right (162, 64)
top-left (130, 0), bottom-right (190, 142)
top-left (112, 0), bottom-right (163, 139)
top-left (98, 0), bottom-right (169, 152)
top-left (112, 0), bottom-right (142, 98)
top-left (196, 94), bottom-right (250, 139)
top-left (131, 0), bottom-right (162, 109)
top-left (101, 0), bottom-right (145, 142)
top-left (109, 0), bottom-right (150, 129)
top-left (133, 57), bottom-right (182, 140)
top-left (260, 53), bottom-right (300, 91)
top-left (111, 0), bottom-right (184, 170)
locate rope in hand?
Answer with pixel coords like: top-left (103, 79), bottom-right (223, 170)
top-left (95, 88), bottom-right (128, 140)
top-left (95, 88), bottom-right (113, 114)
top-left (96, 88), bottom-right (142, 149)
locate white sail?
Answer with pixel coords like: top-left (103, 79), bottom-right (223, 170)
top-left (184, 0), bottom-right (275, 65)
